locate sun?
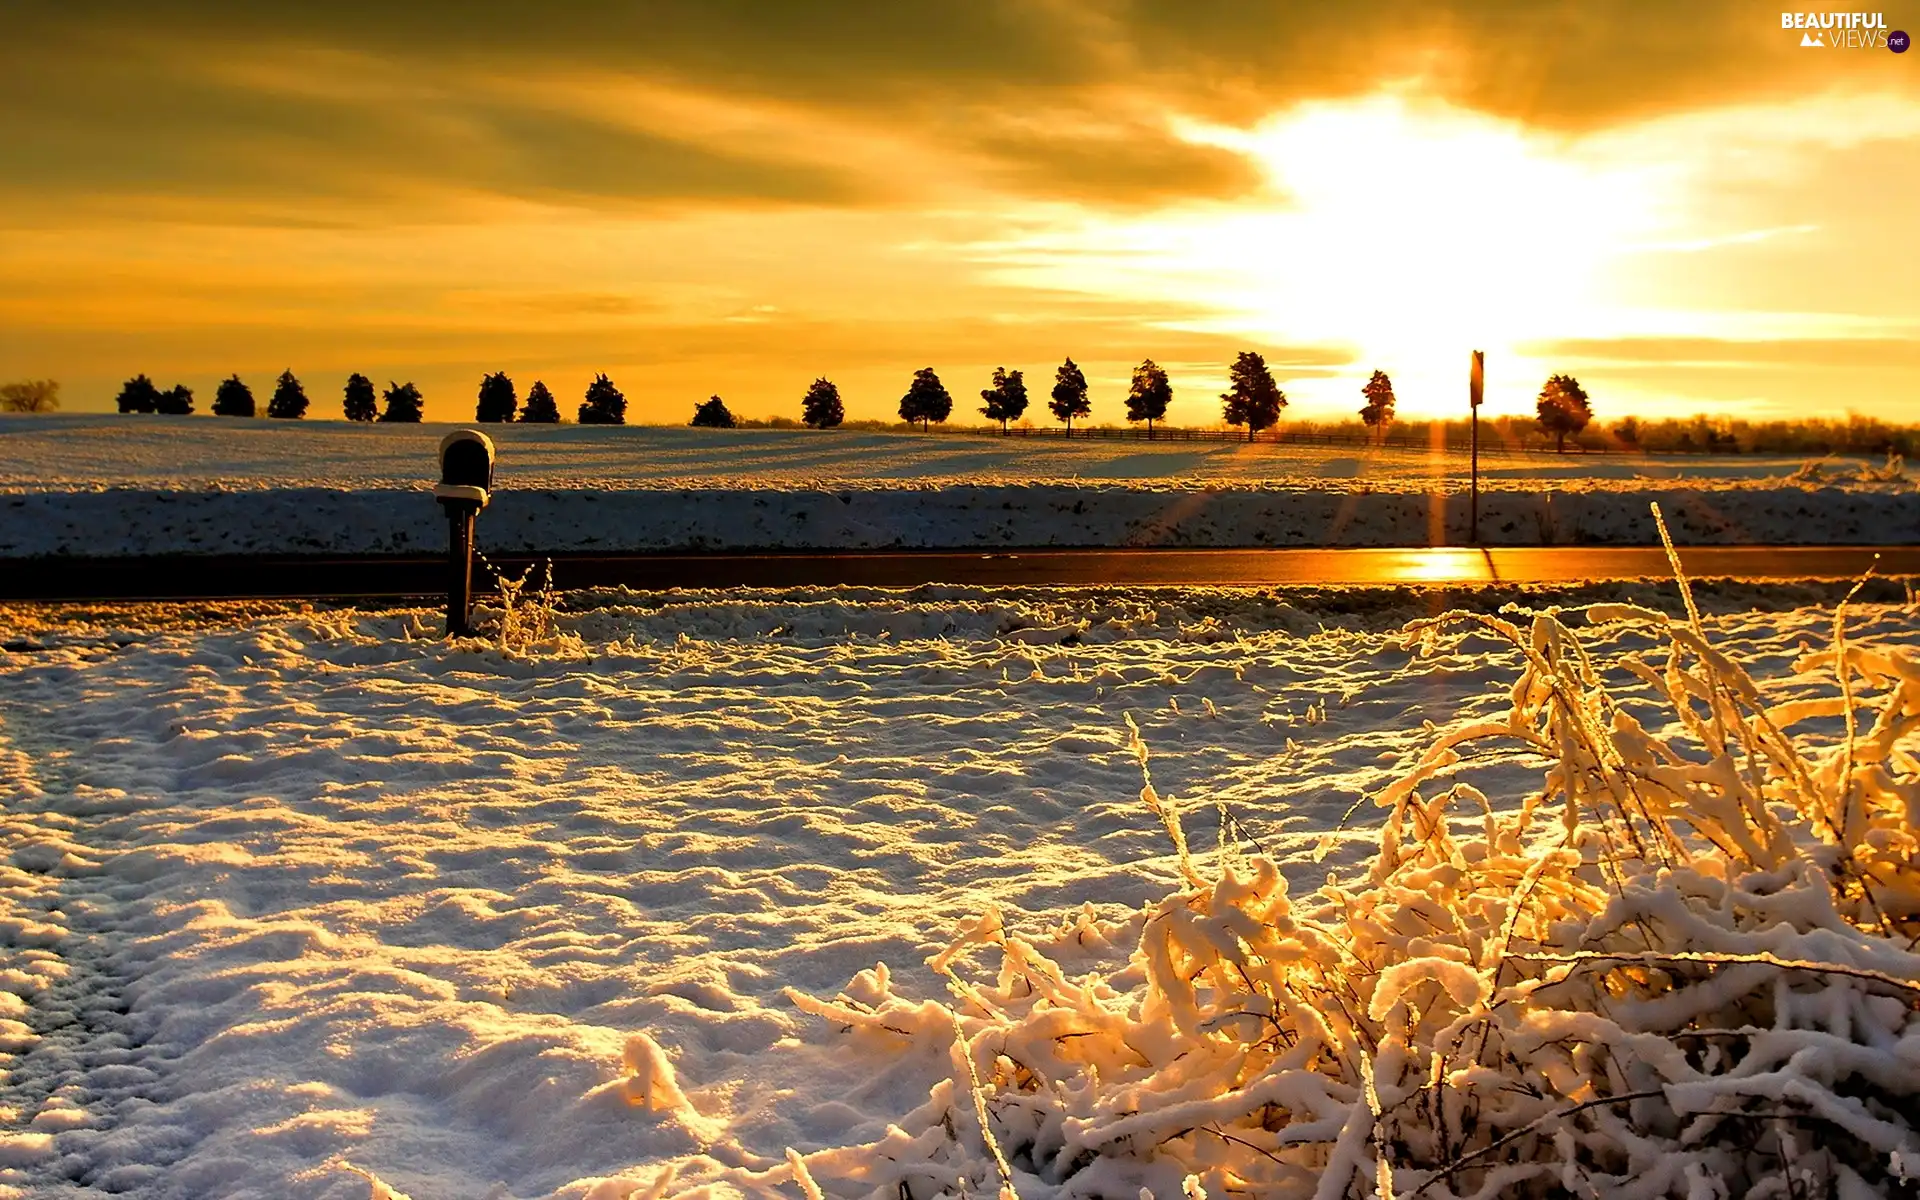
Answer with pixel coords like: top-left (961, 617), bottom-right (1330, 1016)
top-left (973, 92), bottom-right (1675, 418)
top-left (1195, 96), bottom-right (1668, 413)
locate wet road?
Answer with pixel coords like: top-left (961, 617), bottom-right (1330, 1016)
top-left (4, 546), bottom-right (1917, 601)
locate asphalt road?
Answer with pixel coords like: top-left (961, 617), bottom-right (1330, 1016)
top-left (4, 546), bottom-right (1918, 602)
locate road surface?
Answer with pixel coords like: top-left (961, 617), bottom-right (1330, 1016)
top-left (4, 546), bottom-right (1917, 602)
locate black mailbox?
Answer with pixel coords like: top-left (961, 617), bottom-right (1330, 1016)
top-left (435, 430), bottom-right (496, 636)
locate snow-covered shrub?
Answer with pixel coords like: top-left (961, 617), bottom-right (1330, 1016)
top-left (472, 554), bottom-right (578, 654)
top-left (783, 538), bottom-right (1920, 1198)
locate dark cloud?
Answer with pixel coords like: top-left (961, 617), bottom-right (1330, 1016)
top-left (0, 28), bottom-right (860, 213)
top-left (1121, 0), bottom-right (1919, 129)
top-left (4, 1), bottom-right (1913, 216)
top-left (962, 117), bottom-right (1271, 205)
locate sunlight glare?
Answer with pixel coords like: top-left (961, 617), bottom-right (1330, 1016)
top-left (972, 94), bottom-right (1676, 417)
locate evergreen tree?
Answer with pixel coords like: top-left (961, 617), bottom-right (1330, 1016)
top-left (1049, 357), bottom-right (1091, 434)
top-left (978, 367), bottom-right (1029, 433)
top-left (690, 395), bottom-right (737, 428)
top-left (578, 373), bottom-right (627, 425)
top-left (379, 380), bottom-right (423, 423)
top-left (1219, 351), bottom-right (1285, 442)
top-left (1536, 373), bottom-right (1593, 453)
top-left (519, 379), bottom-right (560, 423)
top-left (801, 377), bottom-right (844, 428)
top-left (1125, 359), bottom-right (1172, 437)
top-left (156, 383), bottom-right (194, 415)
top-left (212, 374), bottom-right (256, 417)
top-left (115, 374), bottom-right (162, 414)
top-left (267, 369), bottom-right (309, 419)
top-left (898, 367), bottom-right (953, 431)
top-left (343, 373), bottom-right (379, 422)
top-left (1359, 369), bottom-right (1396, 439)
top-left (476, 371), bottom-right (518, 422)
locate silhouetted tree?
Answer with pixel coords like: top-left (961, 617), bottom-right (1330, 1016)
top-left (1220, 351), bottom-right (1285, 442)
top-left (476, 371), bottom-right (518, 422)
top-left (519, 379), bottom-right (560, 423)
top-left (979, 367), bottom-right (1029, 433)
top-left (156, 383), bottom-right (194, 415)
top-left (212, 374), bottom-right (255, 417)
top-left (1049, 358), bottom-right (1091, 434)
top-left (801, 378), bottom-right (844, 428)
top-left (579, 373), bottom-right (627, 425)
top-left (0, 379), bottom-right (59, 413)
top-left (379, 380), bottom-right (423, 423)
top-left (690, 395), bottom-right (737, 428)
top-left (267, 369), bottom-right (309, 419)
top-left (1125, 359), bottom-right (1172, 438)
top-left (1536, 373), bottom-right (1592, 453)
top-left (1359, 370), bottom-right (1396, 439)
top-left (115, 374), bottom-right (161, 414)
top-left (899, 367), bottom-right (952, 431)
top-left (343, 373), bottom-right (378, 422)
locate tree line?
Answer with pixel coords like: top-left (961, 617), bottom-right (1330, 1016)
top-left (708, 355), bottom-right (1594, 453)
top-left (40, 356), bottom-right (1597, 455)
top-left (104, 370), bottom-right (625, 424)
top-left (687, 352), bottom-right (1286, 441)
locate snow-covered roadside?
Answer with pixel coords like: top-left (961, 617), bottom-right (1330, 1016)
top-left (5, 482), bottom-right (1919, 557)
top-left (0, 586), bottom-right (1909, 1199)
top-left (5, 416), bottom-right (1916, 554)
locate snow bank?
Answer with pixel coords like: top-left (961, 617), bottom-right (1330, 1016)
top-left (3, 416), bottom-right (1915, 554)
top-left (4, 483), bottom-right (1919, 557)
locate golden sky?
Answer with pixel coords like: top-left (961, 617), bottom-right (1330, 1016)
top-left (2, 1), bottom-right (1916, 425)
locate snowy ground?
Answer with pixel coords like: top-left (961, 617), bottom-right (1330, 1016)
top-left (2, 581), bottom-right (1912, 1200)
top-left (4, 416), bottom-right (1916, 554)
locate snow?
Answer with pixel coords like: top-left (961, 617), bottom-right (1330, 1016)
top-left (4, 416), bottom-right (1916, 555)
top-left (4, 584), bottom-right (1917, 1198)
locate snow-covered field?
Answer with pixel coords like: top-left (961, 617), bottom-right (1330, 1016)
top-left (4, 582), bottom-right (1919, 1199)
top-left (4, 416), bottom-right (1916, 554)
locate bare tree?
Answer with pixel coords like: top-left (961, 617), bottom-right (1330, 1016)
top-left (0, 379), bottom-right (59, 413)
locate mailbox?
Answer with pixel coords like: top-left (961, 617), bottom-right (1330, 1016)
top-left (436, 430), bottom-right (495, 508)
top-left (435, 430), bottom-right (497, 636)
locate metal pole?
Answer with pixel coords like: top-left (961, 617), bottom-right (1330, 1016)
top-left (1469, 350), bottom-right (1484, 545)
top-left (447, 506), bottom-right (476, 636)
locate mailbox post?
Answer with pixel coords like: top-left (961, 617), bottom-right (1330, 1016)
top-left (434, 430), bottom-right (496, 637)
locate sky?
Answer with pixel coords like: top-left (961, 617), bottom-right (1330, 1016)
top-left (1, 1), bottom-right (1917, 426)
